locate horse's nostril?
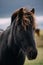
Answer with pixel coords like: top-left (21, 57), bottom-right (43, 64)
top-left (27, 49), bottom-right (37, 60)
top-left (30, 49), bottom-right (37, 59)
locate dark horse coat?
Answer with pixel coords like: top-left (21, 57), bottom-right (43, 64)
top-left (0, 8), bottom-right (37, 65)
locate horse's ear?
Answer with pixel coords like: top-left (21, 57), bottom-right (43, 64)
top-left (11, 8), bottom-right (23, 24)
top-left (11, 11), bottom-right (18, 24)
top-left (18, 8), bottom-right (23, 18)
top-left (31, 8), bottom-right (35, 14)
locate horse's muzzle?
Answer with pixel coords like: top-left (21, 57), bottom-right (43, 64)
top-left (27, 48), bottom-right (37, 60)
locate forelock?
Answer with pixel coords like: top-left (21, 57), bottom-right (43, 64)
top-left (11, 7), bottom-right (35, 30)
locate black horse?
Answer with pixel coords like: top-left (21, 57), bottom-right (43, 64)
top-left (0, 8), bottom-right (37, 65)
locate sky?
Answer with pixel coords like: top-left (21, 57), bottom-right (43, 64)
top-left (0, 0), bottom-right (43, 30)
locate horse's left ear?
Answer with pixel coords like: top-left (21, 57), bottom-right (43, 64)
top-left (31, 8), bottom-right (35, 14)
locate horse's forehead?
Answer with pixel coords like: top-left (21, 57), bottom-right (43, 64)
top-left (22, 8), bottom-right (33, 17)
top-left (23, 8), bottom-right (29, 13)
top-left (22, 8), bottom-right (31, 15)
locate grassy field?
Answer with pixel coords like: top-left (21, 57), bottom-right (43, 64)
top-left (35, 30), bottom-right (43, 47)
top-left (24, 30), bottom-right (43, 65)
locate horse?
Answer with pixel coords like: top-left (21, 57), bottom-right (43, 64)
top-left (0, 8), bottom-right (37, 65)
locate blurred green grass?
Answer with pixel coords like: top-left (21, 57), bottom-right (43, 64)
top-left (35, 30), bottom-right (43, 47)
top-left (24, 30), bottom-right (43, 65)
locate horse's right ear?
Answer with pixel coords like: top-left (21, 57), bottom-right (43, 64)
top-left (18, 8), bottom-right (23, 17)
top-left (11, 11), bottom-right (18, 24)
top-left (11, 8), bottom-right (23, 24)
